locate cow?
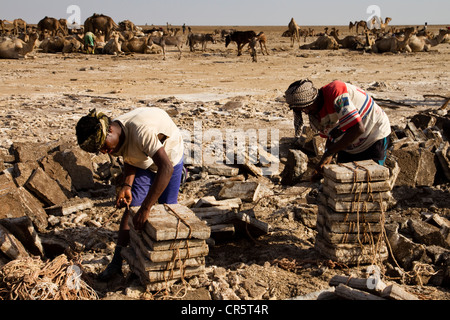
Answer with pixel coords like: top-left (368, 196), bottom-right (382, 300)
top-left (225, 30), bottom-right (257, 56)
top-left (186, 32), bottom-right (216, 52)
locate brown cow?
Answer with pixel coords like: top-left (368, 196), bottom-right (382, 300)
top-left (225, 30), bottom-right (257, 56)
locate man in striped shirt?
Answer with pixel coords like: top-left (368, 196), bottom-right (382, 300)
top-left (285, 79), bottom-right (391, 181)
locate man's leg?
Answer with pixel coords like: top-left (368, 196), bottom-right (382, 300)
top-left (98, 160), bottom-right (183, 281)
top-left (97, 208), bottom-right (130, 281)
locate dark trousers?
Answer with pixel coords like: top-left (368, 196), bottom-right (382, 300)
top-left (337, 136), bottom-right (390, 166)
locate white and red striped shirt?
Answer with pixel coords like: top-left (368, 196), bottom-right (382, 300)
top-left (309, 80), bottom-right (391, 154)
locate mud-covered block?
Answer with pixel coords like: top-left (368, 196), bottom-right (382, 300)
top-left (408, 219), bottom-right (449, 249)
top-left (9, 141), bottom-right (55, 163)
top-left (415, 148), bottom-right (436, 186)
top-left (280, 149), bottom-right (309, 185)
top-left (390, 148), bottom-right (421, 187)
top-left (385, 224), bottom-right (431, 270)
top-left (0, 173), bottom-right (48, 232)
top-left (25, 167), bottom-right (68, 206)
top-left (53, 147), bottom-right (95, 191)
top-left (0, 216), bottom-right (45, 257)
top-left (12, 161), bottom-right (38, 186)
top-left (436, 141), bottom-right (450, 181)
top-left (39, 154), bottom-right (74, 197)
top-left (391, 146), bottom-right (436, 187)
top-left (0, 224), bottom-right (30, 260)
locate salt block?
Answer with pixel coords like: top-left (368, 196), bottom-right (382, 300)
top-left (218, 181), bottom-right (261, 202)
top-left (325, 178), bottom-right (391, 194)
top-left (130, 229), bottom-right (208, 263)
top-left (323, 184), bottom-right (393, 202)
top-left (318, 203), bottom-right (383, 223)
top-left (316, 220), bottom-right (383, 244)
top-left (140, 227), bottom-right (206, 251)
top-left (316, 212), bottom-right (383, 234)
top-left (137, 204), bottom-right (211, 241)
top-left (314, 236), bottom-right (388, 265)
top-left (326, 197), bottom-right (392, 213)
top-left (323, 160), bottom-right (390, 183)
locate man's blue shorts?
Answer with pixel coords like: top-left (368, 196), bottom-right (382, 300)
top-left (130, 158), bottom-right (184, 206)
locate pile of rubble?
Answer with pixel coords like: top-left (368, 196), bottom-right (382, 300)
top-left (293, 274), bottom-right (421, 300)
top-left (0, 106), bottom-right (449, 298)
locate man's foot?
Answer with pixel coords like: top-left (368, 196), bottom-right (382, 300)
top-left (97, 263), bottom-right (123, 282)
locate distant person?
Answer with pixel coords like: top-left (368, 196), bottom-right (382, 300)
top-left (84, 31), bottom-right (95, 54)
top-left (75, 107), bottom-right (185, 281)
top-left (284, 79), bottom-right (391, 181)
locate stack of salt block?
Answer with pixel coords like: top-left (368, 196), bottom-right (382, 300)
top-left (315, 160), bottom-right (394, 265)
top-left (121, 203), bottom-right (211, 291)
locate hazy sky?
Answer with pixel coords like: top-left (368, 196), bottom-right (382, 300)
top-left (2, 0), bottom-right (449, 26)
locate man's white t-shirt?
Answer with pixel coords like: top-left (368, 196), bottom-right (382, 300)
top-left (113, 107), bottom-right (184, 172)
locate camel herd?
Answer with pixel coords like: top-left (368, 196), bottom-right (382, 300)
top-left (287, 17), bottom-right (450, 53)
top-left (0, 14), bottom-right (449, 60)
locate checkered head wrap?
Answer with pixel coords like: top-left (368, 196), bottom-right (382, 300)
top-left (284, 79), bottom-right (318, 108)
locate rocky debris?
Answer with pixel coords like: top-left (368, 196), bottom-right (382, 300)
top-left (0, 94), bottom-right (449, 300)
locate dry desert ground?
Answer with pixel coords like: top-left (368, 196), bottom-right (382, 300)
top-left (0, 24), bottom-right (450, 302)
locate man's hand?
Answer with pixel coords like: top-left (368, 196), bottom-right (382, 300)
top-left (310, 152), bottom-right (333, 182)
top-left (116, 186), bottom-right (132, 208)
top-left (132, 207), bottom-right (150, 231)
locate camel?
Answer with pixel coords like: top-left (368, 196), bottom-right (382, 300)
top-left (370, 27), bottom-right (415, 53)
top-left (83, 13), bottom-right (118, 41)
top-left (349, 21), bottom-right (355, 33)
top-left (121, 35), bottom-right (154, 54)
top-left (248, 32), bottom-right (270, 62)
top-left (0, 20), bottom-right (14, 35)
top-left (288, 18), bottom-right (300, 47)
top-left (299, 34), bottom-right (339, 50)
top-left (405, 28), bottom-right (450, 52)
top-left (329, 28), bottom-right (365, 50)
top-left (103, 32), bottom-right (123, 55)
top-left (12, 19), bottom-right (27, 35)
top-left (355, 20), bottom-right (368, 34)
top-left (255, 31), bottom-right (269, 55)
top-left (0, 32), bottom-right (38, 59)
top-left (59, 19), bottom-right (68, 35)
top-left (37, 17), bottom-right (67, 39)
top-left (380, 17), bottom-right (392, 33)
top-left (118, 20), bottom-right (138, 32)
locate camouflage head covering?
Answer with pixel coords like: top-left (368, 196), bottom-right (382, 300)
top-left (75, 109), bottom-right (110, 153)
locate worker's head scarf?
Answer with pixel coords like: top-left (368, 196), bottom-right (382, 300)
top-left (75, 109), bottom-right (110, 153)
top-left (285, 79), bottom-right (318, 109)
